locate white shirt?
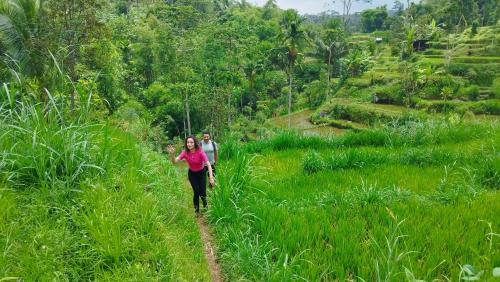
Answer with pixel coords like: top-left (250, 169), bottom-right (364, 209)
top-left (201, 140), bottom-right (217, 165)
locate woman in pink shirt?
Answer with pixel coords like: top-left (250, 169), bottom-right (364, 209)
top-left (167, 136), bottom-right (215, 214)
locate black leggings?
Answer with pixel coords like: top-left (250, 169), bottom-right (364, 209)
top-left (188, 169), bottom-right (207, 212)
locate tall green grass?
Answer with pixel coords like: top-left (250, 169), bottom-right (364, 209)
top-left (0, 103), bottom-right (105, 189)
top-left (0, 98), bottom-right (210, 279)
top-left (208, 151), bottom-right (258, 225)
top-left (225, 120), bottom-right (497, 158)
top-left (301, 144), bottom-right (499, 183)
top-left (208, 152), bottom-right (303, 281)
top-left (208, 120), bottom-right (500, 281)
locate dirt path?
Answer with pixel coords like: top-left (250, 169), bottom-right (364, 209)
top-left (174, 168), bottom-right (223, 281)
top-left (196, 215), bottom-right (223, 282)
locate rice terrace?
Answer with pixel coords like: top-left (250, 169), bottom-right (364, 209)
top-left (0, 0), bottom-right (499, 281)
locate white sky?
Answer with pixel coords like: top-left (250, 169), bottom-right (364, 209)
top-left (250, 0), bottom-right (417, 15)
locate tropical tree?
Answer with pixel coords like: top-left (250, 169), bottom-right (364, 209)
top-left (360, 6), bottom-right (388, 32)
top-left (240, 36), bottom-right (265, 109)
top-left (400, 24), bottom-right (415, 60)
top-left (399, 62), bottom-right (421, 108)
top-left (441, 86), bottom-right (453, 103)
top-left (167, 65), bottom-right (199, 136)
top-left (341, 47), bottom-right (372, 79)
top-left (175, 82), bottom-right (196, 136)
top-left (45, 0), bottom-right (106, 78)
top-left (314, 19), bottom-right (346, 98)
top-left (332, 0), bottom-right (372, 30)
top-left (78, 39), bottom-right (125, 114)
top-left (278, 9), bottom-right (308, 128)
top-left (0, 0), bottom-right (47, 79)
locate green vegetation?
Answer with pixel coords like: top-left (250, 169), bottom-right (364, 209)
top-left (1, 0), bottom-right (499, 280)
top-left (0, 100), bottom-right (210, 280)
top-left (416, 99), bottom-right (500, 115)
top-left (209, 124), bottom-right (499, 281)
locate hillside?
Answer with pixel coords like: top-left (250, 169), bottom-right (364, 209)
top-left (1, 0), bottom-right (499, 280)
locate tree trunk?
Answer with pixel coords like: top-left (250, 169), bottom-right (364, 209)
top-left (288, 65), bottom-right (293, 129)
top-left (343, 0), bottom-right (353, 29)
top-left (185, 91), bottom-right (191, 136)
top-left (183, 118), bottom-right (187, 139)
top-left (240, 80), bottom-right (243, 111)
top-left (327, 48), bottom-right (332, 98)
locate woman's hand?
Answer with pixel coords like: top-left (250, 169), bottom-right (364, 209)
top-left (209, 176), bottom-right (215, 187)
top-left (167, 144), bottom-right (175, 155)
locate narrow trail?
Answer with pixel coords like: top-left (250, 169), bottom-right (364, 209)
top-left (196, 215), bottom-right (223, 282)
top-left (176, 164), bottom-right (223, 281)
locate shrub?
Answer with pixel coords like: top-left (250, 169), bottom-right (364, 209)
top-left (422, 49), bottom-right (444, 55)
top-left (458, 85), bottom-right (480, 101)
top-left (471, 21), bottom-right (479, 37)
top-left (302, 150), bottom-right (325, 174)
top-left (341, 130), bottom-right (388, 147)
top-left (420, 84), bottom-right (442, 99)
top-left (418, 75), bottom-right (465, 100)
top-left (372, 84), bottom-right (404, 105)
top-left (416, 99), bottom-right (500, 115)
top-left (433, 75), bottom-right (465, 93)
top-left (325, 149), bottom-right (388, 170)
top-left (447, 64), bottom-right (499, 86)
top-left (446, 64), bottom-right (469, 76)
top-left (492, 78), bottom-right (500, 99)
top-left (474, 69), bottom-right (496, 86)
top-left (467, 100), bottom-right (500, 115)
top-left (304, 80), bottom-right (327, 108)
top-left (466, 68), bottom-right (478, 83)
top-left (390, 45), bottom-right (400, 56)
top-left (475, 153), bottom-right (499, 190)
top-left (326, 103), bottom-right (398, 125)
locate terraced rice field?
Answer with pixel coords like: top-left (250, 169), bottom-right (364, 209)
top-left (209, 122), bottom-right (500, 281)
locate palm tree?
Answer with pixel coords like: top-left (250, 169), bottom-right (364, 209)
top-left (279, 9), bottom-right (308, 128)
top-left (314, 19), bottom-right (346, 99)
top-left (0, 0), bottom-right (47, 79)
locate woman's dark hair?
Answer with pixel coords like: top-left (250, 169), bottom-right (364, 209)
top-left (184, 135), bottom-right (200, 152)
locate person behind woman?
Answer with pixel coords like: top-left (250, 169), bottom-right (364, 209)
top-left (167, 136), bottom-right (215, 214)
top-left (200, 131), bottom-right (218, 188)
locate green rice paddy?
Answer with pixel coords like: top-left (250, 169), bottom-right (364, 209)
top-left (209, 121), bottom-right (500, 281)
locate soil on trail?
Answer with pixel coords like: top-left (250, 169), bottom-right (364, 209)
top-left (174, 167), bottom-right (223, 281)
top-left (196, 216), bottom-right (223, 282)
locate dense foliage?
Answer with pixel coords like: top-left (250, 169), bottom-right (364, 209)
top-left (1, 0), bottom-right (499, 139)
top-left (1, 0), bottom-right (499, 280)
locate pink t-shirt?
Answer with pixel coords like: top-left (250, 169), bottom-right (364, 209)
top-left (178, 149), bottom-right (209, 172)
